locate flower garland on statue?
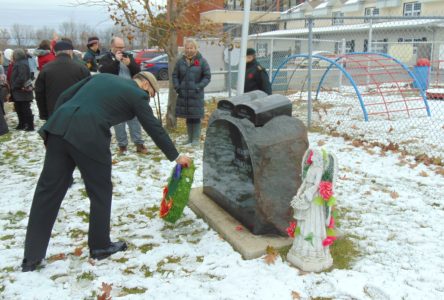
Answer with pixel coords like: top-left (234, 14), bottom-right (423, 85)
top-left (286, 149), bottom-right (338, 247)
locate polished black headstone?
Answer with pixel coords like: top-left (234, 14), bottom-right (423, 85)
top-left (203, 106), bottom-right (308, 236)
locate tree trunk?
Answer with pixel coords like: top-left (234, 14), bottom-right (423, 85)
top-left (166, 31), bottom-right (178, 129)
top-left (165, 0), bottom-right (178, 129)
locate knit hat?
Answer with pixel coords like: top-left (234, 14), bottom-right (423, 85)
top-left (87, 36), bottom-right (99, 47)
top-left (54, 41), bottom-right (74, 52)
top-left (138, 71), bottom-right (159, 93)
top-left (4, 49), bottom-right (13, 61)
top-left (246, 48), bottom-right (256, 56)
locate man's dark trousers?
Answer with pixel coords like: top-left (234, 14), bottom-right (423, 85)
top-left (24, 134), bottom-right (112, 261)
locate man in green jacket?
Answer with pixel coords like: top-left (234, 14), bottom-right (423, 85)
top-left (22, 72), bottom-right (191, 272)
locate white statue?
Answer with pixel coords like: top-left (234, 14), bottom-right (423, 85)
top-left (287, 148), bottom-right (338, 272)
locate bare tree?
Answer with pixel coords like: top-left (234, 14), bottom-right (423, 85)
top-left (35, 26), bottom-right (56, 42)
top-left (0, 28), bottom-right (10, 49)
top-left (10, 24), bottom-right (35, 47)
top-left (75, 0), bottom-right (223, 129)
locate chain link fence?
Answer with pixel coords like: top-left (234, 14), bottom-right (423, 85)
top-left (243, 15), bottom-right (444, 159)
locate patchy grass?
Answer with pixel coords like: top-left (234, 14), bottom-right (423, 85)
top-left (113, 257), bottom-right (129, 263)
top-left (70, 228), bottom-right (86, 239)
top-left (0, 235), bottom-right (14, 241)
top-left (76, 211), bottom-right (89, 223)
top-left (139, 243), bottom-right (159, 254)
top-left (196, 256), bottom-right (204, 263)
top-left (329, 234), bottom-right (361, 270)
top-left (139, 205), bottom-right (159, 220)
top-left (0, 132), bottom-right (12, 143)
top-left (77, 271), bottom-right (95, 281)
top-left (140, 265), bottom-right (153, 278)
top-left (121, 287), bottom-right (147, 295)
top-left (156, 256), bottom-right (182, 275)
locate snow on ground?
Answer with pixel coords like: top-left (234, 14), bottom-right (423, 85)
top-left (1, 90), bottom-right (444, 299)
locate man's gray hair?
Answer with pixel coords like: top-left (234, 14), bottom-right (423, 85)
top-left (110, 36), bottom-right (123, 46)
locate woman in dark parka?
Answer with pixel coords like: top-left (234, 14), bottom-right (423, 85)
top-left (172, 39), bottom-right (211, 146)
top-left (11, 49), bottom-right (34, 131)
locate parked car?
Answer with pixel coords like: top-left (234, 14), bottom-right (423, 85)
top-left (141, 54), bottom-right (169, 80)
top-left (134, 49), bottom-right (164, 65)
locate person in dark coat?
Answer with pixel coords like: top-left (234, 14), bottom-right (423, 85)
top-left (21, 72), bottom-right (191, 272)
top-left (11, 49), bottom-right (34, 131)
top-left (244, 48), bottom-right (272, 95)
top-left (0, 52), bottom-right (9, 135)
top-left (98, 37), bottom-right (148, 154)
top-left (83, 36), bottom-right (100, 72)
top-left (35, 41), bottom-right (90, 120)
top-left (172, 38), bottom-right (211, 146)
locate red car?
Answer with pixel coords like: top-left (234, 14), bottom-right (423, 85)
top-left (134, 49), bottom-right (164, 65)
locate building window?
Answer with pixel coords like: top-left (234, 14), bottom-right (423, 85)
top-left (256, 42), bottom-right (268, 57)
top-left (346, 40), bottom-right (355, 53)
top-left (403, 2), bottom-right (421, 16)
top-left (364, 7), bottom-right (379, 22)
top-left (332, 12), bottom-right (344, 25)
top-left (364, 38), bottom-right (388, 53)
top-left (398, 37), bottom-right (428, 56)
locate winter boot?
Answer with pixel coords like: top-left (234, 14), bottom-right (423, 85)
top-left (118, 146), bottom-right (127, 154)
top-left (191, 123), bottom-right (201, 147)
top-left (24, 115), bottom-right (34, 132)
top-left (136, 144), bottom-right (148, 154)
top-left (182, 122), bottom-right (193, 145)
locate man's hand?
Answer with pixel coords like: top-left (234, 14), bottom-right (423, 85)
top-left (121, 56), bottom-right (131, 66)
top-left (175, 154), bottom-right (191, 168)
top-left (115, 51), bottom-right (123, 61)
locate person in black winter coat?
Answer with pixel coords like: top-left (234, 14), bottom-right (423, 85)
top-left (11, 49), bottom-right (34, 131)
top-left (35, 41), bottom-right (91, 120)
top-left (172, 39), bottom-right (211, 146)
top-left (98, 37), bottom-right (148, 154)
top-left (244, 48), bottom-right (272, 95)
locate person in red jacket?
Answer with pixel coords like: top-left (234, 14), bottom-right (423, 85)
top-left (34, 39), bottom-right (56, 71)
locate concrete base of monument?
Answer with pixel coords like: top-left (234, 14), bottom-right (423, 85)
top-left (188, 187), bottom-right (293, 260)
top-left (286, 248), bottom-right (333, 272)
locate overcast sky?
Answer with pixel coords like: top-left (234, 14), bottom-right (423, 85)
top-left (0, 0), bottom-right (113, 30)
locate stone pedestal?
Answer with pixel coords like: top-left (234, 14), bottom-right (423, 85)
top-left (286, 246), bottom-right (333, 272)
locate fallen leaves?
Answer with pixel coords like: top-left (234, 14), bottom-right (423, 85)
top-left (390, 191), bottom-right (399, 199)
top-left (317, 140), bottom-right (326, 146)
top-left (97, 282), bottom-right (112, 300)
top-left (47, 253), bottom-right (66, 263)
top-left (419, 171), bottom-right (428, 177)
top-left (352, 139), bottom-right (363, 147)
top-left (435, 167), bottom-right (444, 176)
top-left (263, 246), bottom-right (279, 265)
top-left (291, 290), bottom-right (301, 300)
top-left (388, 126), bottom-right (394, 133)
top-left (74, 247), bottom-right (83, 257)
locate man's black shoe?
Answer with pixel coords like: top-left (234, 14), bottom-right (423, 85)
top-left (21, 258), bottom-right (42, 272)
top-left (90, 241), bottom-right (127, 260)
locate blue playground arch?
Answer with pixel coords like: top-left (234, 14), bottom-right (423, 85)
top-left (271, 52), bottom-right (431, 121)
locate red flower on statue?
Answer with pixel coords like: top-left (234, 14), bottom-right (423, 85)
top-left (286, 221), bottom-right (297, 238)
top-left (319, 181), bottom-right (333, 200)
top-left (322, 236), bottom-right (337, 247)
top-left (306, 150), bottom-right (314, 165)
top-left (159, 186), bottom-right (173, 218)
top-left (194, 59), bottom-right (200, 66)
